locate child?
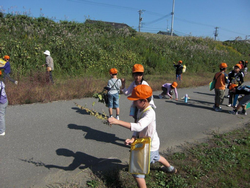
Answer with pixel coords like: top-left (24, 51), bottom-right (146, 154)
top-left (173, 60), bottom-right (183, 81)
top-left (159, 82), bottom-right (178, 100)
top-left (121, 64), bottom-right (156, 121)
top-left (227, 64), bottom-right (244, 107)
top-left (0, 55), bottom-right (18, 85)
top-left (108, 85), bottom-right (177, 188)
top-left (213, 62), bottom-right (229, 112)
top-left (0, 81), bottom-right (8, 136)
top-left (107, 68), bottom-right (122, 120)
top-left (229, 84), bottom-right (250, 115)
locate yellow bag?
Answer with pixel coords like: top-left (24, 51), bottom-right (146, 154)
top-left (129, 137), bottom-right (151, 175)
top-left (0, 58), bottom-right (7, 68)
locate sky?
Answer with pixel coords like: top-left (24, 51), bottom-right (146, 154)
top-left (1, 0), bottom-right (249, 41)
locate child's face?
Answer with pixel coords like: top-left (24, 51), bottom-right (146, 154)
top-left (234, 67), bottom-right (240, 73)
top-left (133, 99), bottom-right (146, 109)
top-left (133, 73), bottom-right (143, 84)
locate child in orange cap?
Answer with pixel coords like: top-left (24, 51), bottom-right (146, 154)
top-left (0, 55), bottom-right (18, 85)
top-left (213, 62), bottom-right (229, 112)
top-left (159, 81), bottom-right (178, 100)
top-left (121, 64), bottom-right (156, 122)
top-left (108, 85), bottom-right (177, 188)
top-left (173, 60), bottom-right (183, 81)
top-left (107, 68), bottom-right (122, 119)
top-left (229, 84), bottom-right (250, 115)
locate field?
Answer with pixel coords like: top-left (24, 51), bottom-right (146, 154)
top-left (1, 12), bottom-right (250, 188)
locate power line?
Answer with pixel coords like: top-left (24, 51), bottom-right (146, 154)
top-left (68, 0), bottom-right (165, 17)
top-left (143, 13), bottom-right (171, 26)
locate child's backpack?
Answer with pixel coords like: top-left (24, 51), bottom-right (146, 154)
top-left (182, 65), bottom-right (186, 73)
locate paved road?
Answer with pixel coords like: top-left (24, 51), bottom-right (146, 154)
top-left (1, 83), bottom-right (249, 187)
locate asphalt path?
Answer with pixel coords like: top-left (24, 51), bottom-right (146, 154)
top-left (1, 83), bottom-right (249, 187)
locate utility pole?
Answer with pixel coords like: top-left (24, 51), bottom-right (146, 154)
top-left (138, 10), bottom-right (144, 32)
top-left (214, 27), bottom-right (219, 40)
top-left (170, 0), bottom-right (175, 36)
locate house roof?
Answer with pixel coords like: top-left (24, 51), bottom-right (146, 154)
top-left (157, 31), bottom-right (178, 36)
top-left (85, 19), bottom-right (130, 29)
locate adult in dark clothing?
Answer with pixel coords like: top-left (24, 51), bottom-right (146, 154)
top-left (227, 64), bottom-right (244, 106)
top-left (173, 60), bottom-right (183, 81)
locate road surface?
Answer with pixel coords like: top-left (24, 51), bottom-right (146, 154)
top-left (0, 83), bottom-right (249, 187)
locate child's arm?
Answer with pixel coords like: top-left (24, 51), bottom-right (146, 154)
top-left (108, 117), bottom-right (131, 129)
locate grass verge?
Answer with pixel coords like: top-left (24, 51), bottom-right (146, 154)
top-left (4, 71), bottom-right (219, 105)
top-left (83, 123), bottom-right (250, 188)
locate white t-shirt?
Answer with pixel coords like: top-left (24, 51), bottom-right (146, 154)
top-left (130, 106), bottom-right (160, 151)
top-left (122, 80), bottom-right (156, 109)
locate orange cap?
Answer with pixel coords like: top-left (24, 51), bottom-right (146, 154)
top-left (132, 64), bottom-right (144, 73)
top-left (178, 60), bottom-right (183, 64)
top-left (229, 84), bottom-right (237, 90)
top-left (171, 82), bottom-right (178, 88)
top-left (235, 64), bottom-right (241, 68)
top-left (219, 62), bottom-right (227, 68)
top-left (109, 68), bottom-right (118, 75)
top-left (127, 85), bottom-right (152, 101)
top-left (4, 55), bottom-right (10, 60)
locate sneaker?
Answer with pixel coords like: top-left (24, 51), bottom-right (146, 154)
top-left (215, 107), bottom-right (222, 112)
top-left (160, 166), bottom-right (177, 174)
top-left (227, 104), bottom-right (232, 107)
top-left (241, 110), bottom-right (247, 115)
top-left (0, 132), bottom-right (5, 136)
top-left (229, 110), bottom-right (238, 115)
top-left (15, 81), bottom-right (18, 85)
top-left (116, 115), bottom-right (120, 120)
top-left (158, 94), bottom-right (162, 99)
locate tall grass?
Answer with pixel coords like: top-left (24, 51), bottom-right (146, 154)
top-left (0, 13), bottom-right (249, 80)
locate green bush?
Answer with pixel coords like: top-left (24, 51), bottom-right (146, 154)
top-left (0, 13), bottom-right (249, 79)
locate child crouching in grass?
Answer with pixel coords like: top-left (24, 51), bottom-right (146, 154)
top-left (108, 85), bottom-right (177, 188)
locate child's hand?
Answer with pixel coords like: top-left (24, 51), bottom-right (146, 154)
top-left (125, 138), bottom-right (134, 145)
top-left (121, 78), bottom-right (125, 88)
top-left (108, 117), bottom-right (117, 125)
top-left (175, 98), bottom-right (178, 101)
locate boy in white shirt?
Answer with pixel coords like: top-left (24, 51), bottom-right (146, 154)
top-left (108, 85), bottom-right (177, 188)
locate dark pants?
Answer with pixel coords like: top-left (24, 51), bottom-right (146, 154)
top-left (46, 71), bottom-right (54, 83)
top-left (228, 91), bottom-right (235, 105)
top-left (3, 72), bottom-right (15, 83)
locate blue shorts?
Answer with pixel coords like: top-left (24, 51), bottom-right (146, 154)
top-left (176, 74), bottom-right (182, 80)
top-left (108, 92), bottom-right (119, 108)
top-left (133, 150), bottom-right (160, 179)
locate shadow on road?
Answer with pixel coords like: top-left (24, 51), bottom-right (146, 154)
top-left (165, 100), bottom-right (230, 114)
top-left (68, 124), bottom-right (129, 148)
top-left (193, 91), bottom-right (214, 97)
top-left (20, 148), bottom-right (127, 184)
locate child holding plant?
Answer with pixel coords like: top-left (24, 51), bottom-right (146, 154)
top-left (108, 85), bottom-right (177, 188)
top-left (107, 68), bottom-right (122, 120)
top-left (121, 64), bottom-right (156, 122)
